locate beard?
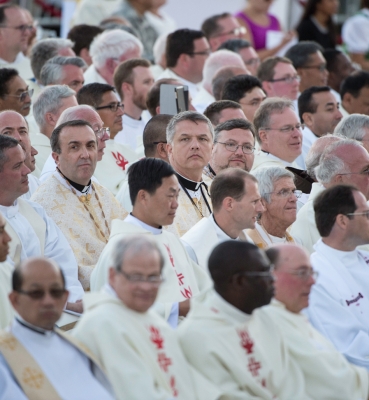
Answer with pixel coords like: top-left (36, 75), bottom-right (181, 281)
top-left (132, 90), bottom-right (147, 111)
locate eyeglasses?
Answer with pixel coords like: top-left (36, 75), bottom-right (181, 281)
top-left (96, 103), bottom-right (124, 112)
top-left (6, 89), bottom-right (34, 102)
top-left (287, 268), bottom-right (319, 281)
top-left (262, 123), bottom-right (304, 133)
top-left (215, 141), bottom-right (255, 154)
top-left (94, 127), bottom-right (110, 140)
top-left (17, 288), bottom-right (67, 300)
top-left (339, 169), bottom-right (369, 176)
top-left (300, 64), bottom-right (327, 73)
top-left (212, 26), bottom-right (247, 38)
top-left (187, 49), bottom-right (211, 56)
top-left (244, 58), bottom-right (260, 67)
top-left (240, 264), bottom-right (275, 277)
top-left (265, 189), bottom-right (302, 199)
top-left (269, 75), bottom-right (301, 84)
top-left (346, 210), bottom-right (369, 220)
top-left (0, 24), bottom-right (33, 33)
top-left (118, 270), bottom-right (164, 286)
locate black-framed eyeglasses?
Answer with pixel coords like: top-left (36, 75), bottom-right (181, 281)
top-left (300, 64), bottom-right (327, 73)
top-left (6, 89), bottom-right (34, 102)
top-left (262, 123), bottom-right (305, 133)
top-left (153, 141), bottom-right (167, 145)
top-left (211, 26), bottom-right (247, 38)
top-left (268, 75), bottom-right (301, 84)
top-left (244, 58), bottom-right (260, 67)
top-left (17, 288), bottom-right (67, 300)
top-left (215, 141), bottom-right (255, 154)
top-left (346, 210), bottom-right (369, 220)
top-left (240, 264), bottom-right (275, 277)
top-left (286, 268), bottom-right (319, 281)
top-left (265, 189), bottom-right (303, 199)
top-left (187, 49), bottom-right (211, 57)
top-left (0, 24), bottom-right (33, 33)
top-left (96, 103), bottom-right (124, 112)
top-left (118, 270), bottom-right (164, 285)
top-left (94, 127), bottom-right (110, 140)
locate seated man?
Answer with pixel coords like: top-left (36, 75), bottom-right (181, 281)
top-left (31, 120), bottom-right (127, 290)
top-left (204, 118), bottom-right (255, 179)
top-left (247, 167), bottom-right (301, 247)
top-left (92, 158), bottom-right (210, 325)
top-left (263, 243), bottom-right (369, 399)
top-left (340, 71), bottom-right (369, 117)
top-left (212, 66), bottom-right (249, 101)
top-left (182, 169), bottom-right (264, 268)
top-left (0, 210), bottom-right (12, 329)
top-left (178, 241), bottom-right (307, 399)
top-left (0, 135), bottom-right (83, 311)
top-left (334, 113), bottom-right (369, 153)
top-left (0, 257), bottom-right (114, 399)
top-left (203, 100), bottom-right (246, 127)
top-left (307, 184), bottom-right (369, 370)
top-left (252, 98), bottom-right (303, 172)
top-left (74, 236), bottom-right (210, 400)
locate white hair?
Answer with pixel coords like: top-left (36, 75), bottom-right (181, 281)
top-left (39, 56), bottom-right (87, 86)
top-left (202, 50), bottom-right (245, 90)
top-left (33, 85), bottom-right (76, 129)
top-left (56, 104), bottom-right (97, 126)
top-left (153, 33), bottom-right (169, 66)
top-left (252, 167), bottom-right (294, 203)
top-left (90, 29), bottom-right (143, 69)
top-left (334, 114), bottom-right (369, 141)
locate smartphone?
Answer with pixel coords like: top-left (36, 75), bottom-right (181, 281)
top-left (160, 84), bottom-right (189, 115)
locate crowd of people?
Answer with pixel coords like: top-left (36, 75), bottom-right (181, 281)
top-left (1, 0), bottom-right (369, 398)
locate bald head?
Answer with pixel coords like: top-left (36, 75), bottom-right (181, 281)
top-left (212, 66), bottom-right (249, 101)
top-left (266, 244), bottom-right (315, 313)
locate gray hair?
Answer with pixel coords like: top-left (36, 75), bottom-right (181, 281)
top-left (315, 139), bottom-right (363, 184)
top-left (56, 104), bottom-right (96, 126)
top-left (0, 135), bottom-right (19, 172)
top-left (253, 97), bottom-right (294, 144)
top-left (252, 166), bottom-right (294, 203)
top-left (33, 85), bottom-right (76, 130)
top-left (30, 38), bottom-right (74, 81)
top-left (111, 236), bottom-right (164, 272)
top-left (166, 111), bottom-right (214, 144)
top-left (334, 114), bottom-right (369, 141)
top-left (39, 56), bottom-right (87, 86)
top-left (90, 29), bottom-right (143, 69)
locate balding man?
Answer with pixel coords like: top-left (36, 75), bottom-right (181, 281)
top-left (0, 211), bottom-right (12, 329)
top-left (212, 66), bottom-right (250, 101)
top-left (0, 257), bottom-right (114, 399)
top-left (203, 100), bottom-right (246, 127)
top-left (262, 244), bottom-right (369, 399)
top-left (291, 138), bottom-right (369, 253)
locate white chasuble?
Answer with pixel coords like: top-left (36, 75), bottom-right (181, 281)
top-left (31, 175), bottom-right (128, 290)
top-left (261, 300), bottom-right (369, 400)
top-left (91, 219), bottom-right (212, 320)
top-left (73, 289), bottom-right (198, 400)
top-left (178, 290), bottom-right (310, 400)
top-left (0, 262), bottom-right (13, 329)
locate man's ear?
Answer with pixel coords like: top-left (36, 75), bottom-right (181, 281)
top-left (52, 151), bottom-right (60, 166)
top-left (261, 81), bottom-right (273, 96)
top-left (156, 143), bottom-right (168, 160)
top-left (335, 213), bottom-right (350, 231)
top-left (258, 130), bottom-right (268, 144)
top-left (302, 112), bottom-right (313, 128)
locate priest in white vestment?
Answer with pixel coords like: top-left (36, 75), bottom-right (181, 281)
top-left (31, 120), bottom-right (127, 291)
top-left (92, 158), bottom-right (211, 325)
top-left (307, 184), bottom-right (369, 370)
top-left (165, 111), bottom-right (214, 237)
top-left (0, 258), bottom-right (114, 400)
top-left (0, 136), bottom-right (83, 311)
top-left (75, 236), bottom-right (219, 400)
top-left (263, 243), bottom-right (369, 399)
top-left (182, 169), bottom-right (263, 268)
top-left (247, 167), bottom-right (301, 248)
top-left (178, 241), bottom-right (310, 399)
top-left (251, 98), bottom-right (302, 172)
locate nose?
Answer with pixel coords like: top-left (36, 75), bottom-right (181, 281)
top-left (234, 145), bottom-right (244, 155)
top-left (22, 164), bottom-right (31, 175)
top-left (3, 230), bottom-right (11, 244)
top-left (256, 200), bottom-right (265, 213)
top-left (190, 138), bottom-right (200, 149)
top-left (80, 146), bottom-right (90, 158)
top-left (336, 109), bottom-right (343, 120)
top-left (31, 146), bottom-right (38, 156)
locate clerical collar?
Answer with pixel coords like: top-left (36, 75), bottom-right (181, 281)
top-left (15, 317), bottom-right (51, 335)
top-left (57, 168), bottom-right (91, 194)
top-left (125, 213), bottom-right (162, 235)
top-left (261, 149), bottom-right (269, 155)
top-left (212, 214), bottom-right (237, 241)
top-left (175, 172), bottom-right (205, 192)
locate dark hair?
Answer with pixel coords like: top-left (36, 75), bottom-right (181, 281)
top-left (298, 85), bottom-right (331, 121)
top-left (146, 78), bottom-right (180, 117)
top-left (0, 68), bottom-right (19, 99)
top-left (201, 13), bottom-right (231, 39)
top-left (50, 119), bottom-right (93, 154)
top-left (285, 41), bottom-right (324, 69)
top-left (166, 29), bottom-right (205, 68)
top-left (128, 158), bottom-right (175, 205)
top-left (340, 71), bottom-right (369, 99)
top-left (314, 184), bottom-right (358, 237)
top-left (323, 49), bottom-right (342, 73)
top-left (113, 58), bottom-right (151, 100)
top-left (221, 75), bottom-right (263, 103)
top-left (257, 56), bottom-right (293, 82)
top-left (218, 38), bottom-right (251, 52)
top-left (214, 118), bottom-right (256, 139)
top-left (67, 24), bottom-right (103, 56)
top-left (0, 135), bottom-right (19, 171)
top-left (265, 247), bottom-right (280, 268)
top-left (0, 4), bottom-right (19, 25)
top-left (204, 100), bottom-right (242, 126)
top-left (361, 0), bottom-right (369, 9)
top-left (143, 114), bottom-right (172, 157)
top-left (77, 82), bottom-right (116, 108)
top-left (211, 169), bottom-right (256, 212)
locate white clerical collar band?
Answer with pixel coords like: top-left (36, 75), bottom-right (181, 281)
top-left (15, 317), bottom-right (50, 335)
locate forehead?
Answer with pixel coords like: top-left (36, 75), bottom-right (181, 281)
top-left (353, 189), bottom-right (368, 209)
top-left (174, 119), bottom-right (212, 137)
top-left (21, 263), bottom-right (64, 286)
top-left (239, 46), bottom-right (257, 60)
top-left (313, 91), bottom-right (336, 107)
top-left (273, 176), bottom-right (295, 190)
top-left (218, 127), bottom-right (254, 142)
top-left (0, 112), bottom-right (27, 129)
top-left (63, 64), bottom-right (84, 77)
top-left (100, 90), bottom-right (119, 104)
top-left (307, 51), bottom-right (326, 65)
top-left (78, 111), bottom-right (103, 129)
top-left (7, 75), bottom-right (27, 92)
top-left (133, 66), bottom-right (152, 80)
top-left (2, 144), bottom-right (25, 167)
top-left (269, 107), bottom-right (299, 125)
top-left (217, 15), bottom-right (239, 30)
top-left (193, 37), bottom-right (209, 50)
top-left (277, 246), bottom-right (311, 270)
top-left (273, 62), bottom-right (296, 77)
top-left (59, 125), bottom-right (96, 142)
top-left (241, 87), bottom-right (265, 100)
top-left (122, 249), bottom-right (162, 272)
top-left (4, 7), bottom-right (26, 22)
top-left (218, 108), bottom-right (246, 123)
top-left (0, 212), bottom-right (5, 225)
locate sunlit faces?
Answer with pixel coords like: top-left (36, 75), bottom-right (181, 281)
top-left (343, 86), bottom-right (369, 116)
top-left (211, 128), bottom-right (255, 173)
top-left (186, 37), bottom-right (211, 83)
top-left (209, 16), bottom-right (243, 51)
top-left (52, 124), bottom-right (98, 185)
top-left (0, 7), bottom-right (30, 56)
top-left (298, 51), bottom-right (329, 91)
top-left (264, 62), bottom-right (300, 100)
top-left (76, 111), bottom-right (105, 161)
top-left (128, 66), bottom-right (155, 112)
top-left (218, 108), bottom-right (247, 124)
top-left (259, 107), bottom-right (302, 163)
top-left (0, 75), bottom-right (32, 117)
top-left (60, 65), bottom-right (85, 93)
top-left (167, 120), bottom-right (213, 176)
top-left (96, 90), bottom-right (123, 137)
top-left (346, 190), bottom-right (369, 245)
top-left (109, 249), bottom-right (162, 313)
top-left (238, 87), bottom-right (266, 122)
top-left (0, 213), bottom-right (11, 262)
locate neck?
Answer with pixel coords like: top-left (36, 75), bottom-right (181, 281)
top-left (260, 214), bottom-right (290, 238)
top-left (128, 0), bottom-right (148, 15)
top-left (96, 66), bottom-right (114, 86)
top-left (261, 145), bottom-right (295, 163)
top-left (42, 125), bottom-right (53, 139)
top-left (322, 236), bottom-right (360, 252)
top-left (124, 101), bottom-right (143, 120)
top-left (0, 45), bottom-right (18, 63)
top-left (131, 209), bottom-right (161, 229)
top-left (58, 169), bottom-right (91, 189)
top-left (213, 212), bottom-right (241, 239)
top-left (173, 164), bottom-right (203, 182)
top-left (170, 66), bottom-right (199, 84)
top-left (314, 11), bottom-right (330, 26)
top-left (0, 193), bottom-right (18, 207)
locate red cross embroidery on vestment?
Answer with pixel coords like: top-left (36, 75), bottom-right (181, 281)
top-left (158, 352), bottom-right (172, 372)
top-left (248, 357), bottom-right (261, 377)
top-left (238, 329), bottom-right (254, 354)
top-left (149, 326), bottom-right (164, 350)
top-left (112, 152), bottom-right (129, 170)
